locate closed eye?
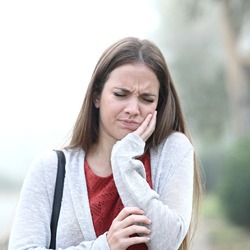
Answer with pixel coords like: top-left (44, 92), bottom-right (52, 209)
top-left (113, 88), bottom-right (130, 97)
top-left (114, 92), bottom-right (126, 97)
top-left (143, 98), bottom-right (154, 103)
top-left (140, 94), bottom-right (156, 103)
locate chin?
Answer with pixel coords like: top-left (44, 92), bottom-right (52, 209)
top-left (116, 132), bottom-right (131, 141)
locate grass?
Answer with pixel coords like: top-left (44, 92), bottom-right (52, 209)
top-left (194, 193), bottom-right (250, 250)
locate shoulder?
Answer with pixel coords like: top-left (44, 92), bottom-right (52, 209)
top-left (62, 147), bottom-right (85, 165)
top-left (26, 147), bottom-right (85, 190)
top-left (150, 132), bottom-right (193, 174)
top-left (27, 147), bottom-right (85, 182)
top-left (23, 150), bottom-right (59, 191)
top-left (167, 131), bottom-right (193, 149)
top-left (150, 132), bottom-right (194, 191)
top-left (27, 150), bottom-right (58, 175)
top-left (156, 131), bottom-right (193, 154)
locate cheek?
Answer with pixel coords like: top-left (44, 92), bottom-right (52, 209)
top-left (100, 100), bottom-right (122, 118)
top-left (141, 104), bottom-right (157, 118)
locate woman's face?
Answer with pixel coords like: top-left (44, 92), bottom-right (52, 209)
top-left (94, 63), bottom-right (160, 145)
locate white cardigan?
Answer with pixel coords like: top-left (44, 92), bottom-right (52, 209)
top-left (9, 132), bottom-right (194, 250)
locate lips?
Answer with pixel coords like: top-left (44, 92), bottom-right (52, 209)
top-left (119, 119), bottom-right (140, 130)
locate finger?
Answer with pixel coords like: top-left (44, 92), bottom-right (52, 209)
top-left (123, 224), bottom-right (151, 236)
top-left (145, 110), bottom-right (157, 135)
top-left (114, 207), bottom-right (145, 222)
top-left (120, 235), bottom-right (150, 247)
top-left (121, 214), bottom-right (151, 228)
top-left (134, 113), bottom-right (153, 137)
top-left (108, 232), bottom-right (150, 249)
top-left (135, 111), bottom-right (157, 141)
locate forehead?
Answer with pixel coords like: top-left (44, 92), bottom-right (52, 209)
top-left (105, 63), bottom-right (159, 91)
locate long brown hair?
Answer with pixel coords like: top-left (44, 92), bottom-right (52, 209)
top-left (68, 37), bottom-right (203, 249)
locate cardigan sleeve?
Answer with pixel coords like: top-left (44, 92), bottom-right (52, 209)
top-left (110, 133), bottom-right (194, 250)
top-left (8, 151), bottom-right (111, 250)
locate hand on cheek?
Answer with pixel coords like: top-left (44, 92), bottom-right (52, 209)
top-left (133, 111), bottom-right (157, 142)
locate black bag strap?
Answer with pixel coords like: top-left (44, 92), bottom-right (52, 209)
top-left (49, 150), bottom-right (66, 249)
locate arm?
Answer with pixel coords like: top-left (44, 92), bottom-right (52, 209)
top-left (110, 115), bottom-right (194, 249)
top-left (8, 151), bottom-right (110, 250)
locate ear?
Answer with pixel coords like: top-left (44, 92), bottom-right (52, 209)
top-left (93, 92), bottom-right (101, 108)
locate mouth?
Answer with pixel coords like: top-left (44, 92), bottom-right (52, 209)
top-left (119, 119), bottom-right (140, 130)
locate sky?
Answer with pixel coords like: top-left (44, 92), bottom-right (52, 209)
top-left (0, 0), bottom-right (159, 182)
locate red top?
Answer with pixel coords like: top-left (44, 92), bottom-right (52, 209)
top-left (84, 151), bottom-right (152, 250)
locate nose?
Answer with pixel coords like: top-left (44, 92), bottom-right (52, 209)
top-left (124, 98), bottom-right (140, 116)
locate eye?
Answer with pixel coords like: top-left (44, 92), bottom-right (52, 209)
top-left (145, 99), bottom-right (154, 103)
top-left (114, 92), bottom-right (126, 97)
top-left (140, 93), bottom-right (156, 103)
top-left (141, 97), bottom-right (154, 103)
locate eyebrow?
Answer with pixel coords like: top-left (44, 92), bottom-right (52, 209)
top-left (114, 87), bottom-right (157, 97)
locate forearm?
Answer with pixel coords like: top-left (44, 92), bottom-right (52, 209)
top-left (9, 234), bottom-right (110, 250)
top-left (111, 133), bottom-right (194, 249)
top-left (9, 202), bottom-right (110, 250)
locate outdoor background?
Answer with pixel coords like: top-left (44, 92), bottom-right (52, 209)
top-left (1, 0), bottom-right (250, 249)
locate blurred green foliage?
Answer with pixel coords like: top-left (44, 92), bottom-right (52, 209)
top-left (201, 147), bottom-right (225, 193)
top-left (196, 194), bottom-right (250, 250)
top-left (219, 136), bottom-right (250, 229)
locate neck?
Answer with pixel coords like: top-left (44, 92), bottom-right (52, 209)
top-left (86, 138), bottom-right (115, 177)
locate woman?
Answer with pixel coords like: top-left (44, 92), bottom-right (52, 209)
top-left (9, 37), bottom-right (202, 250)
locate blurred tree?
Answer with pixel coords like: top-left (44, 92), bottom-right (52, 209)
top-left (182, 0), bottom-right (250, 138)
top-left (219, 136), bottom-right (250, 229)
top-left (152, 0), bottom-right (229, 144)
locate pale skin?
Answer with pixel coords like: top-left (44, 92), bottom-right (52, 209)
top-left (86, 63), bottom-right (159, 249)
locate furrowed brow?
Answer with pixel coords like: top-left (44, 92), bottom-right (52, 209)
top-left (114, 87), bottom-right (131, 93)
top-left (141, 92), bottom-right (157, 97)
top-left (114, 88), bottom-right (157, 97)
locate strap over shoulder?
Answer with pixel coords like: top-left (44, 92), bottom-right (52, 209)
top-left (50, 150), bottom-right (66, 249)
